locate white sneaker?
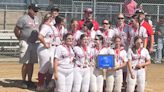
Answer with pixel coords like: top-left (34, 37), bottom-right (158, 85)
top-left (155, 61), bottom-right (161, 64)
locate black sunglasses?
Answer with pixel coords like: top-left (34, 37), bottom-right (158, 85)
top-left (118, 17), bottom-right (124, 20)
top-left (103, 23), bottom-right (109, 25)
top-left (94, 38), bottom-right (99, 40)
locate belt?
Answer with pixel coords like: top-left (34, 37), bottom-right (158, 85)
top-left (132, 66), bottom-right (145, 70)
top-left (52, 44), bottom-right (58, 46)
top-left (77, 65), bottom-right (87, 68)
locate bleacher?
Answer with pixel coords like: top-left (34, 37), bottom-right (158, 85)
top-left (0, 30), bottom-right (19, 57)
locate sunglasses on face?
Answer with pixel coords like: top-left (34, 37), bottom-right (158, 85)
top-left (66, 38), bottom-right (73, 40)
top-left (118, 17), bottom-right (124, 20)
top-left (103, 23), bottom-right (109, 25)
top-left (94, 38), bottom-right (99, 41)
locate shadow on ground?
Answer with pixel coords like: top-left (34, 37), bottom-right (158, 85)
top-left (0, 79), bottom-right (36, 91)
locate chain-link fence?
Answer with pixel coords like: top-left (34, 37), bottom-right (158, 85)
top-left (1, 0), bottom-right (164, 30)
top-left (0, 0), bottom-right (164, 58)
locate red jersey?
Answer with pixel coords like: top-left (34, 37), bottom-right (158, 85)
top-left (141, 20), bottom-right (154, 36)
top-left (78, 19), bottom-right (99, 31)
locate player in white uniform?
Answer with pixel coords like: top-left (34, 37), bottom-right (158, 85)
top-left (53, 16), bottom-right (67, 46)
top-left (72, 34), bottom-right (91, 92)
top-left (106, 35), bottom-right (128, 92)
top-left (89, 35), bottom-right (114, 92)
top-left (37, 13), bottom-right (54, 91)
top-left (129, 14), bottom-right (148, 48)
top-left (53, 33), bottom-right (75, 92)
top-left (113, 13), bottom-right (131, 89)
top-left (113, 13), bottom-right (131, 51)
top-left (68, 18), bottom-right (80, 46)
top-left (126, 36), bottom-right (151, 92)
top-left (74, 21), bottom-right (96, 47)
top-left (50, 6), bottom-right (59, 25)
top-left (96, 19), bottom-right (116, 47)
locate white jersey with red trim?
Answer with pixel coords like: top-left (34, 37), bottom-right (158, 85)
top-left (113, 24), bottom-right (131, 48)
top-left (39, 24), bottom-right (55, 44)
top-left (74, 30), bottom-right (96, 47)
top-left (96, 29), bottom-right (116, 46)
top-left (53, 26), bottom-right (67, 46)
top-left (114, 47), bottom-right (128, 75)
top-left (127, 48), bottom-right (150, 75)
top-left (91, 47), bottom-right (115, 65)
top-left (54, 45), bottom-right (75, 69)
top-left (129, 26), bottom-right (148, 47)
top-left (73, 46), bottom-right (92, 66)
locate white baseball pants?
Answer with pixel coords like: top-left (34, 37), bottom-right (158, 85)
top-left (37, 46), bottom-right (55, 74)
top-left (72, 67), bottom-right (90, 92)
top-left (90, 68), bottom-right (104, 92)
top-left (55, 67), bottom-right (74, 92)
top-left (126, 69), bottom-right (145, 92)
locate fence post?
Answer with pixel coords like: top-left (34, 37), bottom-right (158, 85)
top-left (93, 0), bottom-right (96, 20)
top-left (81, 2), bottom-right (83, 19)
top-left (110, 5), bottom-right (112, 22)
top-left (157, 5), bottom-right (159, 22)
top-left (4, 5), bottom-right (7, 30)
top-left (120, 3), bottom-right (123, 13)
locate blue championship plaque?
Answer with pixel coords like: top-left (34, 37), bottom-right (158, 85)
top-left (96, 54), bottom-right (115, 69)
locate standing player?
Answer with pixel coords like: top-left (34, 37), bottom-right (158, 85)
top-left (126, 36), bottom-right (151, 92)
top-left (113, 13), bottom-right (131, 89)
top-left (68, 18), bottom-right (79, 46)
top-left (106, 35), bottom-right (127, 92)
top-left (89, 35), bottom-right (114, 92)
top-left (96, 19), bottom-right (116, 47)
top-left (14, 3), bottom-right (40, 88)
top-left (129, 14), bottom-right (148, 48)
top-left (114, 13), bottom-right (131, 50)
top-left (135, 9), bottom-right (154, 53)
top-left (72, 34), bottom-right (91, 92)
top-left (53, 33), bottom-right (75, 92)
top-left (50, 6), bottom-right (59, 25)
top-left (53, 16), bottom-right (67, 46)
top-left (37, 13), bottom-right (54, 91)
top-left (74, 21), bottom-right (96, 47)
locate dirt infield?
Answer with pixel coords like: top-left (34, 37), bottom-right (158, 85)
top-left (0, 61), bottom-right (164, 92)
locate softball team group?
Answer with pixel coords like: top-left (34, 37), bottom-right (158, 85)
top-left (36, 8), bottom-right (151, 92)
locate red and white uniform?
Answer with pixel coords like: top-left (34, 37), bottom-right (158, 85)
top-left (126, 48), bottom-right (150, 92)
top-left (37, 24), bottom-right (55, 74)
top-left (72, 46), bottom-right (92, 92)
top-left (114, 24), bottom-right (131, 50)
top-left (74, 30), bottom-right (96, 47)
top-left (141, 20), bottom-right (154, 36)
top-left (53, 26), bottom-right (67, 46)
top-left (106, 47), bottom-right (128, 92)
top-left (96, 29), bottom-right (116, 47)
top-left (129, 26), bottom-right (148, 47)
top-left (54, 44), bottom-right (75, 92)
top-left (90, 47), bottom-right (114, 92)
